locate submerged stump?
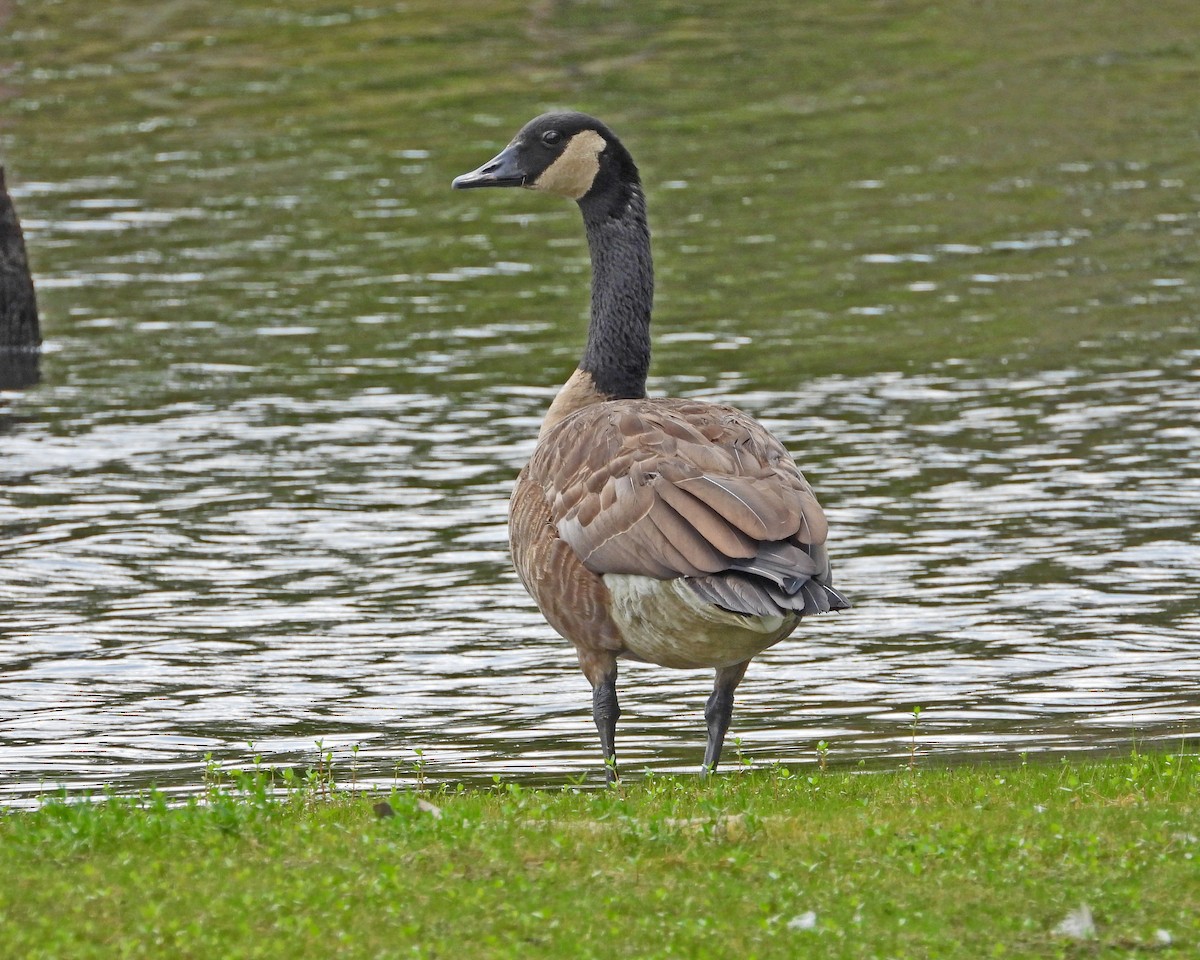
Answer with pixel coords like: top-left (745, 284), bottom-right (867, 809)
top-left (0, 164), bottom-right (41, 389)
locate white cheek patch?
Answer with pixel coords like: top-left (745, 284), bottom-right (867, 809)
top-left (532, 130), bottom-right (607, 199)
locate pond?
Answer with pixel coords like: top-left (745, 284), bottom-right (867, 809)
top-left (1, 0), bottom-right (1198, 801)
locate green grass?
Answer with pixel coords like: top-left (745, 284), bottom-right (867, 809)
top-left (2, 752), bottom-right (1197, 958)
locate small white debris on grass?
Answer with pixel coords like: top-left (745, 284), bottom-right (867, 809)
top-left (417, 798), bottom-right (443, 819)
top-left (1154, 929), bottom-right (1172, 945)
top-left (1053, 904), bottom-right (1096, 939)
top-left (787, 912), bottom-right (818, 932)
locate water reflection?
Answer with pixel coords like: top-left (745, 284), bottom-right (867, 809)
top-left (3, 348), bottom-right (1198, 800)
top-left (0, 350), bottom-right (39, 391)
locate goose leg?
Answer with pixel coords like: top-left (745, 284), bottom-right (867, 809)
top-left (579, 651), bottom-right (621, 784)
top-left (702, 659), bottom-right (751, 775)
top-left (593, 676), bottom-right (621, 784)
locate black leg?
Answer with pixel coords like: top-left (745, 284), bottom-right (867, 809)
top-left (592, 672), bottom-right (621, 784)
top-left (702, 660), bottom-right (750, 775)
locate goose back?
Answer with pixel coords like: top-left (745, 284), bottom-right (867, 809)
top-left (509, 392), bottom-right (845, 670)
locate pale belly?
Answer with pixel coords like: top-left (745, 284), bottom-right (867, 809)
top-left (602, 573), bottom-right (801, 670)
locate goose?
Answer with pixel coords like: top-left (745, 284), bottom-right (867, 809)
top-left (452, 112), bottom-right (849, 782)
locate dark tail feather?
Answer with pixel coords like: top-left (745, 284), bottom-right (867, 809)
top-left (687, 572), bottom-right (850, 618)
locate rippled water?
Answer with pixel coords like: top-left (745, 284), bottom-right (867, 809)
top-left (5, 353), bottom-right (1198, 799)
top-left (2, 0), bottom-right (1199, 801)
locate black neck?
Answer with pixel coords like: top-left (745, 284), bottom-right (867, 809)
top-left (577, 180), bottom-right (653, 400)
top-left (0, 167), bottom-right (41, 354)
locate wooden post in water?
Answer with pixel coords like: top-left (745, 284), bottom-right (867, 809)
top-left (0, 164), bottom-right (41, 389)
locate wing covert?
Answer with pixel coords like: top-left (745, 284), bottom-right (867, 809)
top-left (528, 398), bottom-right (832, 594)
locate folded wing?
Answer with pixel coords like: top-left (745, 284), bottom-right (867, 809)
top-left (527, 398), bottom-right (849, 618)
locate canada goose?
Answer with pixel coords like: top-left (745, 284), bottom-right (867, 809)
top-left (453, 112), bottom-right (848, 782)
top-left (0, 165), bottom-right (40, 390)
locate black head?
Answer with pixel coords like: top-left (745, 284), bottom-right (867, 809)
top-left (451, 112), bottom-right (639, 202)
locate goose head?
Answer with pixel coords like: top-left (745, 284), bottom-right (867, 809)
top-left (452, 111), bottom-right (638, 202)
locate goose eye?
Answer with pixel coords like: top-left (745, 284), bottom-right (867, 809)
top-left (541, 130), bottom-right (562, 146)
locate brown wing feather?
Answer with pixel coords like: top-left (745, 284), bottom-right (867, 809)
top-left (654, 481), bottom-right (758, 559)
top-left (509, 465), bottom-right (625, 660)
top-left (525, 397), bottom-right (842, 617)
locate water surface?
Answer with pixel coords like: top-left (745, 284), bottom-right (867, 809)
top-left (1, 0), bottom-right (1198, 800)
